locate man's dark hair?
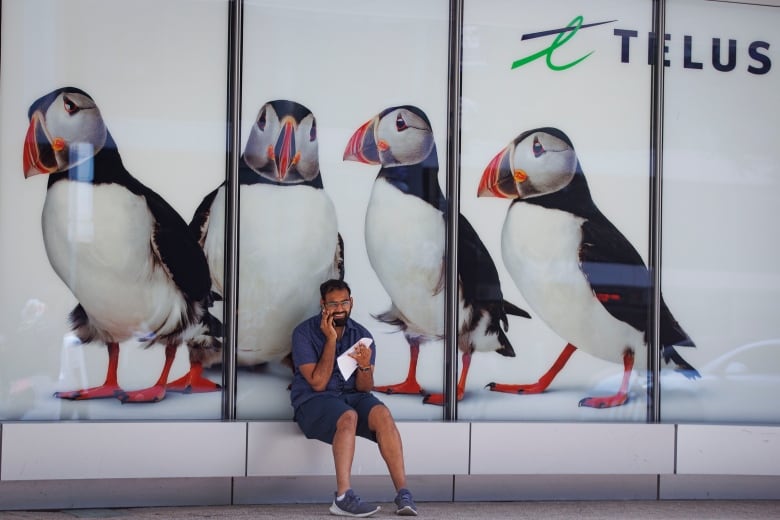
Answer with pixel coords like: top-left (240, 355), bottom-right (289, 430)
top-left (320, 279), bottom-right (351, 299)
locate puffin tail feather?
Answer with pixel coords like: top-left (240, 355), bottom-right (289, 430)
top-left (187, 311), bottom-right (223, 367)
top-left (494, 328), bottom-right (516, 358)
top-left (372, 308), bottom-right (408, 331)
top-left (503, 300), bottom-right (531, 320)
top-left (663, 346), bottom-right (701, 379)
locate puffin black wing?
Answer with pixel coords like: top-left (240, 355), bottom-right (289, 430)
top-left (335, 232), bottom-right (345, 280)
top-left (457, 214), bottom-right (529, 315)
top-left (458, 213), bottom-right (530, 357)
top-left (457, 214), bottom-right (502, 304)
top-left (580, 210), bottom-right (697, 362)
top-left (136, 179), bottom-right (211, 303)
top-left (189, 185), bottom-right (220, 247)
top-left (579, 211), bottom-right (652, 336)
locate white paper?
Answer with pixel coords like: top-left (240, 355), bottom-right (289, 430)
top-left (337, 337), bottom-right (373, 380)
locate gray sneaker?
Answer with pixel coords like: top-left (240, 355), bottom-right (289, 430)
top-left (329, 489), bottom-right (381, 517)
top-left (394, 488), bottom-right (418, 516)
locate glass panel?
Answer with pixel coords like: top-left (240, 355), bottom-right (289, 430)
top-left (459, 0), bottom-right (653, 421)
top-left (661, 0), bottom-right (780, 424)
top-left (0, 0), bottom-right (228, 420)
top-left (236, 0), bottom-right (450, 420)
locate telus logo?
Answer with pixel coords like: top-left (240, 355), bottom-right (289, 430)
top-left (512, 15), bottom-right (772, 75)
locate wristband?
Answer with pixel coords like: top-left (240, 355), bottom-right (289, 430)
top-left (358, 365), bottom-right (372, 372)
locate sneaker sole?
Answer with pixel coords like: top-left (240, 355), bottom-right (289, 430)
top-left (396, 505), bottom-right (418, 516)
top-left (329, 503), bottom-right (381, 517)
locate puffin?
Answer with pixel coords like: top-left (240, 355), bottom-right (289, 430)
top-left (477, 126), bottom-right (699, 408)
top-left (190, 100), bottom-right (343, 371)
top-left (23, 86), bottom-right (220, 403)
top-left (343, 105), bottom-right (530, 405)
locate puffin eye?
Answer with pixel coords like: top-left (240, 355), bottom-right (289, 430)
top-left (532, 136), bottom-right (545, 158)
top-left (396, 113), bottom-right (408, 132)
top-left (63, 96), bottom-right (80, 115)
top-left (257, 108), bottom-right (267, 131)
top-left (310, 120), bottom-right (317, 142)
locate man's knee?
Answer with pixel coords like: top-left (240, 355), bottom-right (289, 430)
top-left (336, 409), bottom-right (358, 431)
top-left (368, 404), bottom-right (396, 431)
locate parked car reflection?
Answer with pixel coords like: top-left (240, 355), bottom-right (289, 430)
top-left (662, 339), bottom-right (780, 422)
top-left (699, 339), bottom-right (780, 381)
top-left (586, 339), bottom-right (780, 422)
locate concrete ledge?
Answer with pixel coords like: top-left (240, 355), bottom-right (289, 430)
top-left (676, 425), bottom-right (780, 476)
top-left (247, 421), bottom-right (470, 476)
top-left (2, 421), bottom-right (779, 504)
top-left (0, 422), bottom-right (246, 480)
top-left (470, 423), bottom-right (675, 475)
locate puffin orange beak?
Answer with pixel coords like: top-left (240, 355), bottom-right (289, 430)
top-left (23, 111), bottom-right (60, 178)
top-left (343, 118), bottom-right (380, 165)
top-left (275, 118), bottom-right (297, 180)
top-left (477, 146), bottom-right (519, 198)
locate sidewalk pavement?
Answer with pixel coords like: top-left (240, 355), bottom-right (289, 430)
top-left (1, 501), bottom-right (779, 520)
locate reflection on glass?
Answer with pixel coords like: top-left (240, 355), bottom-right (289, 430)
top-left (661, 0), bottom-right (780, 425)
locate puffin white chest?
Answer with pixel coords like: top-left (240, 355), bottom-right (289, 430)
top-left (207, 183), bottom-right (340, 364)
top-left (41, 180), bottom-right (186, 341)
top-left (365, 178), bottom-right (445, 334)
top-left (501, 203), bottom-right (643, 364)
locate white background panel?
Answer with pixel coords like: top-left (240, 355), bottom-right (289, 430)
top-left (0, 0), bottom-right (228, 421)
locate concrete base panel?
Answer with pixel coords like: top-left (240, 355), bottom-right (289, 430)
top-left (454, 474), bottom-right (659, 501)
top-left (0, 477), bottom-right (232, 511)
top-left (660, 475), bottom-right (780, 500)
top-left (233, 474), bottom-right (455, 504)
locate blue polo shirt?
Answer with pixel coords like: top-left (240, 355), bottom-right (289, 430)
top-left (290, 314), bottom-right (377, 410)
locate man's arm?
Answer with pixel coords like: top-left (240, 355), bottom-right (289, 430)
top-left (297, 308), bottom-right (339, 392)
top-left (350, 341), bottom-right (374, 392)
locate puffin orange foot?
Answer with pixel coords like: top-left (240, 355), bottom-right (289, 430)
top-left (167, 374), bottom-right (221, 393)
top-left (422, 389), bottom-right (464, 406)
top-left (374, 380), bottom-right (424, 395)
top-left (120, 385), bottom-right (167, 403)
top-left (578, 393), bottom-right (629, 408)
top-left (486, 382), bottom-right (546, 394)
top-left (54, 385), bottom-right (124, 400)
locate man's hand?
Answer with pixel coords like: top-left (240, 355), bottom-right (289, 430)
top-left (320, 308), bottom-right (338, 342)
top-left (349, 342), bottom-right (371, 369)
top-left (350, 342), bottom-right (373, 391)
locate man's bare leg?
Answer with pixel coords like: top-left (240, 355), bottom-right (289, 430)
top-left (369, 404), bottom-right (408, 491)
top-left (333, 409), bottom-right (358, 495)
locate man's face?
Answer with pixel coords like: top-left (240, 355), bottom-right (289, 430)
top-left (322, 288), bottom-right (353, 327)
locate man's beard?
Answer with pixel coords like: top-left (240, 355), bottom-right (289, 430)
top-left (333, 311), bottom-right (349, 327)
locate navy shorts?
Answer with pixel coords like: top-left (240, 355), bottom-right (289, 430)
top-left (294, 392), bottom-right (384, 445)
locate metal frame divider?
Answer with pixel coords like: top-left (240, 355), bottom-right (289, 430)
top-left (648, 0), bottom-right (666, 423)
top-left (222, 0), bottom-right (243, 421)
top-left (444, 0), bottom-right (465, 422)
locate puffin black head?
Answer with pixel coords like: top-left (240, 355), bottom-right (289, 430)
top-left (478, 127), bottom-right (581, 200)
top-left (23, 87), bottom-right (110, 178)
top-left (242, 99), bottom-right (319, 184)
top-left (343, 105), bottom-right (435, 168)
